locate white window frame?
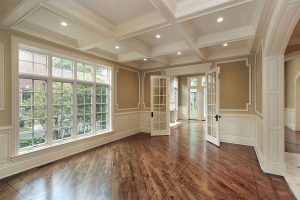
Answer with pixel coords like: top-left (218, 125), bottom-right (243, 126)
top-left (11, 36), bottom-right (113, 156)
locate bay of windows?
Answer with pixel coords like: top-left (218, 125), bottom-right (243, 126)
top-left (18, 46), bottom-right (111, 150)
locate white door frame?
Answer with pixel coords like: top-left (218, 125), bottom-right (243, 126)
top-left (259, 0), bottom-right (300, 176)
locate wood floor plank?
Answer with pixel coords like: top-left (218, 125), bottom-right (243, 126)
top-left (0, 122), bottom-right (296, 200)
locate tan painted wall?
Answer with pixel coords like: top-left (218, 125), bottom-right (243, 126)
top-left (255, 48), bottom-right (263, 114)
top-left (219, 60), bottom-right (250, 110)
top-left (0, 29), bottom-right (12, 126)
top-left (285, 56), bottom-right (300, 108)
top-left (142, 70), bottom-right (162, 109)
top-left (116, 67), bottom-right (140, 110)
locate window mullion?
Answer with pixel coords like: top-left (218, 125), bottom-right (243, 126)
top-left (73, 61), bottom-right (78, 139)
top-left (47, 54), bottom-right (53, 145)
top-left (93, 65), bottom-right (96, 135)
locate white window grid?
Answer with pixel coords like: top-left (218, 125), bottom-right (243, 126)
top-left (17, 47), bottom-right (112, 151)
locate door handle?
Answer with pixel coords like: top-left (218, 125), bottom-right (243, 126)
top-left (215, 115), bottom-right (221, 122)
top-left (151, 112), bottom-right (153, 118)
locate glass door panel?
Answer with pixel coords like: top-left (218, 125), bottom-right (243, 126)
top-left (151, 76), bottom-right (170, 136)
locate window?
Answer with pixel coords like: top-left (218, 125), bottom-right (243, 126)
top-left (17, 47), bottom-right (111, 152)
top-left (19, 79), bottom-right (47, 148)
top-left (96, 85), bottom-right (109, 131)
top-left (53, 82), bottom-right (73, 141)
top-left (77, 84), bottom-right (93, 135)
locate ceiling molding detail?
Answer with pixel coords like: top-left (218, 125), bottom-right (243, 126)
top-left (0, 0), bottom-right (269, 69)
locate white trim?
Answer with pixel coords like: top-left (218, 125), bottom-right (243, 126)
top-left (115, 66), bottom-right (140, 111)
top-left (0, 43), bottom-right (4, 111)
top-left (254, 41), bottom-right (263, 117)
top-left (142, 70), bottom-right (163, 109)
top-left (285, 50), bottom-right (300, 62)
top-left (217, 58), bottom-right (252, 112)
top-left (164, 63), bottom-right (211, 76)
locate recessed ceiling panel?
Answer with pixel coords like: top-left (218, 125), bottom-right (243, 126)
top-left (76, 0), bottom-right (156, 25)
top-left (184, 0), bottom-right (258, 36)
top-left (203, 39), bottom-right (253, 54)
top-left (96, 42), bottom-right (132, 55)
top-left (24, 7), bottom-right (99, 41)
top-left (135, 25), bottom-right (186, 47)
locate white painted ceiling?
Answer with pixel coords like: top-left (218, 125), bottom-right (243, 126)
top-left (0, 0), bottom-right (273, 70)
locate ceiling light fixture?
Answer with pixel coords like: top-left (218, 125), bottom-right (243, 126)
top-left (217, 17), bottom-right (224, 23)
top-left (177, 52), bottom-right (181, 55)
top-left (156, 34), bottom-right (161, 39)
top-left (223, 43), bottom-right (228, 47)
top-left (143, 58), bottom-right (147, 61)
top-left (115, 45), bottom-right (120, 49)
top-left (61, 21), bottom-right (68, 27)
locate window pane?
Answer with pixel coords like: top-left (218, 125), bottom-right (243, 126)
top-left (77, 84), bottom-right (93, 135)
top-left (77, 62), bottom-right (93, 81)
top-left (52, 82), bottom-right (73, 141)
top-left (96, 67), bottom-right (109, 84)
top-left (52, 57), bottom-right (73, 78)
top-left (95, 85), bottom-right (109, 132)
top-left (19, 49), bottom-right (47, 76)
top-left (19, 79), bottom-right (47, 149)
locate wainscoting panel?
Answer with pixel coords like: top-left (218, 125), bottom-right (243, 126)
top-left (285, 108), bottom-right (296, 130)
top-left (254, 115), bottom-right (264, 170)
top-left (220, 114), bottom-right (255, 146)
top-left (139, 111), bottom-right (151, 133)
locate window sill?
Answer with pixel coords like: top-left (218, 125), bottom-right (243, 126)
top-left (15, 130), bottom-right (114, 158)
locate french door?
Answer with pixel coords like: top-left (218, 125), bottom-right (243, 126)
top-left (205, 68), bottom-right (220, 146)
top-left (150, 76), bottom-right (170, 136)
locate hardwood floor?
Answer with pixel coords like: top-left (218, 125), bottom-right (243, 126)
top-left (285, 127), bottom-right (300, 153)
top-left (0, 122), bottom-right (296, 200)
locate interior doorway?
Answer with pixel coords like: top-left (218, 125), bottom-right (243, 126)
top-left (187, 76), bottom-right (204, 120)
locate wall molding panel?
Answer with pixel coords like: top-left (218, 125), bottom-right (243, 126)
top-left (220, 114), bottom-right (255, 146)
top-left (285, 108), bottom-right (296, 130)
top-left (115, 66), bottom-right (141, 111)
top-left (0, 43), bottom-right (4, 111)
top-left (217, 58), bottom-right (252, 112)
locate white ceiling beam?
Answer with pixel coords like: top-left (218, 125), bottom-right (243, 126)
top-left (147, 0), bottom-right (207, 60)
top-left (1, 0), bottom-right (48, 26)
top-left (197, 26), bottom-right (255, 48)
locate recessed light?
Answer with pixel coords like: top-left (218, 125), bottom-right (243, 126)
top-left (115, 45), bottom-right (120, 49)
top-left (143, 58), bottom-right (147, 61)
top-left (156, 34), bottom-right (161, 39)
top-left (61, 22), bottom-right (68, 27)
top-left (217, 17), bottom-right (224, 23)
top-left (223, 43), bottom-right (228, 47)
top-left (177, 52), bottom-right (181, 55)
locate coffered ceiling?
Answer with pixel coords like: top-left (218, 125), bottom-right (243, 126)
top-left (0, 0), bottom-right (274, 69)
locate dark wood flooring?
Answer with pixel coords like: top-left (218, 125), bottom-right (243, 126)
top-left (0, 122), bottom-right (296, 200)
top-left (285, 126), bottom-right (300, 153)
